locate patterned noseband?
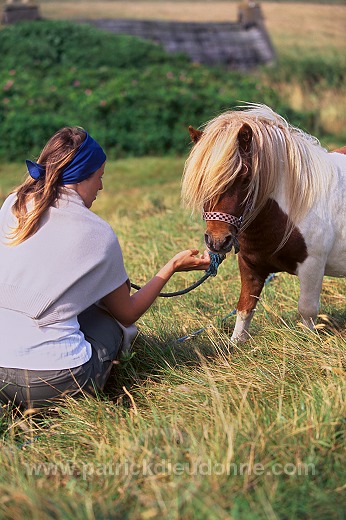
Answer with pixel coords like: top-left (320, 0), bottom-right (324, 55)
top-left (203, 211), bottom-right (243, 231)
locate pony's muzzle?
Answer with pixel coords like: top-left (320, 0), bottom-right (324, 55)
top-left (204, 232), bottom-right (239, 254)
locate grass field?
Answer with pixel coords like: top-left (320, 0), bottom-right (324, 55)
top-left (0, 2), bottom-right (345, 517)
top-left (0, 159), bottom-right (345, 519)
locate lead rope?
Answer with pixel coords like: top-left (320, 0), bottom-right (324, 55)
top-left (130, 251), bottom-right (226, 297)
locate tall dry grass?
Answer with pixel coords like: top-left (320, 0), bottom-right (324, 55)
top-left (0, 3), bottom-right (345, 515)
top-left (0, 158), bottom-right (345, 519)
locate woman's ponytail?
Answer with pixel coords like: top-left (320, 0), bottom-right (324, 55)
top-left (9, 127), bottom-right (86, 245)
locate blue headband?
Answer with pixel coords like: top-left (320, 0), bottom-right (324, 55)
top-left (26, 132), bottom-right (106, 185)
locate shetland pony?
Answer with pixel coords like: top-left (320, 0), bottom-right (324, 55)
top-left (182, 104), bottom-right (346, 341)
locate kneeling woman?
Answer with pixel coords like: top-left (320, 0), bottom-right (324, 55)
top-left (0, 127), bottom-right (210, 408)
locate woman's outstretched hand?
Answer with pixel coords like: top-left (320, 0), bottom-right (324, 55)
top-left (171, 249), bottom-right (210, 272)
top-left (103, 249), bottom-right (211, 327)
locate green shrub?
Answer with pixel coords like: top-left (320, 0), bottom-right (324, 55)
top-left (0, 20), bottom-right (342, 160)
top-left (268, 52), bottom-right (346, 88)
top-left (0, 20), bottom-right (187, 72)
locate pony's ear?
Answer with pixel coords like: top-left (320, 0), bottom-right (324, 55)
top-left (238, 124), bottom-right (252, 154)
top-left (188, 125), bottom-right (203, 144)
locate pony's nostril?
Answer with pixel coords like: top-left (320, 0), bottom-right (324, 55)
top-left (222, 234), bottom-right (236, 252)
top-left (204, 233), bottom-right (219, 252)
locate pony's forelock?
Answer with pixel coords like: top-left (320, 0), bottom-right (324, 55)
top-left (182, 114), bottom-right (245, 211)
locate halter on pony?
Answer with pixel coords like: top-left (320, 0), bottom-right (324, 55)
top-left (203, 211), bottom-right (243, 230)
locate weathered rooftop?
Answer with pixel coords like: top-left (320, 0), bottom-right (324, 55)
top-left (86, 15), bottom-right (276, 70)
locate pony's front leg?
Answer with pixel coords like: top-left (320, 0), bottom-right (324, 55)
top-left (297, 258), bottom-right (325, 330)
top-left (231, 255), bottom-right (267, 342)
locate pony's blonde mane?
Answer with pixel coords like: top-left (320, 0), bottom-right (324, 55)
top-left (182, 104), bottom-right (334, 243)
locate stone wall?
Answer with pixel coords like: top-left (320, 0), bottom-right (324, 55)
top-left (2, 1), bottom-right (41, 24)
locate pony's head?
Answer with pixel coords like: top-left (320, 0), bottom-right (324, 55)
top-left (182, 104), bottom-right (330, 253)
top-left (187, 122), bottom-right (252, 253)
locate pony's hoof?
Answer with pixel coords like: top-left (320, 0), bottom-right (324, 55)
top-left (231, 333), bottom-right (250, 343)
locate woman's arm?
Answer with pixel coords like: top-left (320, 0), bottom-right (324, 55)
top-left (102, 249), bottom-right (210, 327)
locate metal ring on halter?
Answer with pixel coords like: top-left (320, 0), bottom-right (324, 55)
top-left (203, 211), bottom-right (243, 230)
